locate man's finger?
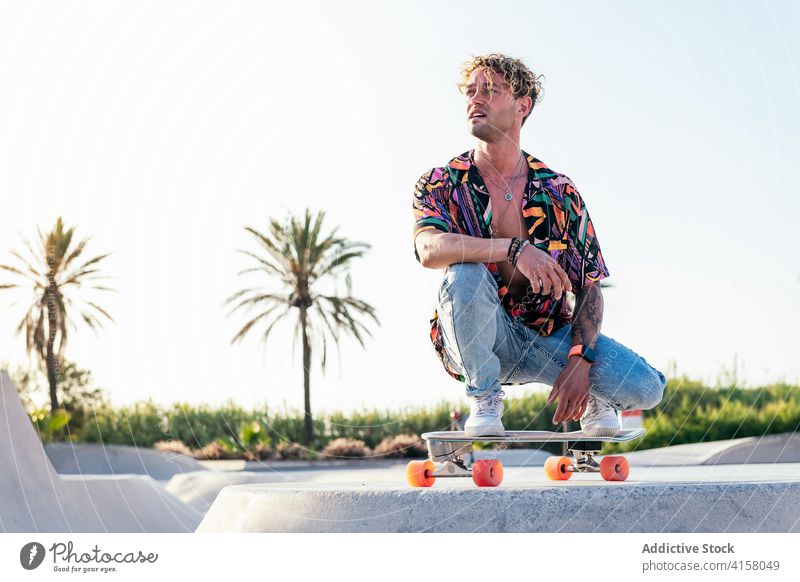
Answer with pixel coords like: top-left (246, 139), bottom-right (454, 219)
top-left (562, 398), bottom-right (577, 423)
top-left (558, 268), bottom-right (572, 294)
top-left (544, 266), bottom-right (560, 296)
top-left (572, 396), bottom-right (589, 421)
top-left (576, 396), bottom-right (588, 420)
top-left (552, 397), bottom-right (570, 424)
top-left (550, 272), bottom-right (563, 299)
top-left (546, 385), bottom-right (559, 406)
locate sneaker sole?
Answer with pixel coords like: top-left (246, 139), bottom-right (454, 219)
top-left (580, 426), bottom-right (622, 438)
top-left (464, 426), bottom-right (506, 438)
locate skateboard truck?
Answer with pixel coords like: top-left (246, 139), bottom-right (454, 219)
top-left (427, 440), bottom-right (473, 478)
top-left (567, 440), bottom-right (602, 473)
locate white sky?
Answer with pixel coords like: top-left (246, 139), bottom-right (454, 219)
top-left (1, 0), bottom-right (798, 414)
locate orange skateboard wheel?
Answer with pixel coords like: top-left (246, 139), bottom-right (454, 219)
top-left (600, 455), bottom-right (630, 481)
top-left (544, 455), bottom-right (573, 480)
top-left (472, 459), bottom-right (504, 487)
top-left (406, 460), bottom-right (436, 487)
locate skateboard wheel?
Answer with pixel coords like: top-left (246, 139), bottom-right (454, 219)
top-left (544, 456), bottom-right (573, 480)
top-left (472, 459), bottom-right (503, 487)
top-left (407, 460), bottom-right (436, 487)
top-left (600, 456), bottom-right (629, 481)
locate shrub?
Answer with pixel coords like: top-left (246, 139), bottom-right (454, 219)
top-left (243, 443), bottom-right (274, 461)
top-left (275, 441), bottom-right (310, 460)
top-left (373, 434), bottom-right (427, 458)
top-left (192, 440), bottom-right (229, 460)
top-left (153, 439), bottom-right (193, 457)
top-left (321, 437), bottom-right (369, 459)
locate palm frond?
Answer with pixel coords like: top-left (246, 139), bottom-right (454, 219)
top-left (230, 302), bottom-right (286, 345)
top-left (8, 249), bottom-right (44, 280)
top-left (224, 292), bottom-right (287, 317)
top-left (62, 237), bottom-right (89, 269)
top-left (256, 304), bottom-right (293, 351)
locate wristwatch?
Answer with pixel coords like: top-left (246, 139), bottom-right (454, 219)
top-left (568, 343), bottom-right (596, 364)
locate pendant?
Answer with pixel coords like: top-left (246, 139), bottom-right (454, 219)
top-left (504, 192), bottom-right (513, 201)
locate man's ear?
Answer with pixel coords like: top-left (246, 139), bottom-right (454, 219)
top-left (519, 95), bottom-right (533, 115)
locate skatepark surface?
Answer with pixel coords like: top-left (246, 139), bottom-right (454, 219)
top-left (2, 369), bottom-right (799, 533)
top-left (0, 370), bottom-right (201, 533)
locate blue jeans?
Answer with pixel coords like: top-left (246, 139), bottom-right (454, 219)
top-left (436, 262), bottom-right (667, 410)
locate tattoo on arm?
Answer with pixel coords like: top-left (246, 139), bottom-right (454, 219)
top-left (572, 284), bottom-right (603, 349)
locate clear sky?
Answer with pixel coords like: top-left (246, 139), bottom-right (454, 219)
top-left (1, 0), bottom-right (798, 414)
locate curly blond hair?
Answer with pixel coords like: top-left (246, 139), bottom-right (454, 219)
top-left (456, 53), bottom-right (544, 126)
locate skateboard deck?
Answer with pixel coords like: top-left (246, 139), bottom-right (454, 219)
top-left (407, 428), bottom-right (646, 488)
top-left (422, 428), bottom-right (645, 444)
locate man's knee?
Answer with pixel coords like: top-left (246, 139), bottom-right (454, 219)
top-left (641, 366), bottom-right (667, 410)
top-left (441, 262), bottom-right (496, 299)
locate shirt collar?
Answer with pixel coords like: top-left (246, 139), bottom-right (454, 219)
top-left (446, 148), bottom-right (558, 187)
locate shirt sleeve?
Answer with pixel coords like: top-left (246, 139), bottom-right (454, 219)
top-left (412, 169), bottom-right (454, 263)
top-left (562, 176), bottom-right (610, 290)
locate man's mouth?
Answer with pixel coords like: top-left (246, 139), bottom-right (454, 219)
top-left (469, 112), bottom-right (486, 119)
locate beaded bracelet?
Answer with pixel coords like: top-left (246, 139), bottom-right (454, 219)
top-left (506, 237), bottom-right (521, 263)
top-left (510, 240), bottom-right (530, 267)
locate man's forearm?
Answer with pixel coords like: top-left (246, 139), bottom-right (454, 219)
top-left (417, 231), bottom-right (513, 269)
top-left (571, 283), bottom-right (603, 350)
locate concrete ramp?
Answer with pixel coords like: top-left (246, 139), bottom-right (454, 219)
top-left (703, 433), bottom-right (800, 464)
top-left (46, 441), bottom-right (208, 482)
top-left (625, 433), bottom-right (800, 466)
top-left (0, 369), bottom-right (201, 532)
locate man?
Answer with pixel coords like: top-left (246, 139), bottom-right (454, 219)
top-left (412, 53), bottom-right (667, 438)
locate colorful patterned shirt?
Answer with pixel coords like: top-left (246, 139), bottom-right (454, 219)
top-left (412, 149), bottom-right (610, 382)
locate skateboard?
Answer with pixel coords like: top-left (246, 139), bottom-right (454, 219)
top-left (406, 428), bottom-right (646, 488)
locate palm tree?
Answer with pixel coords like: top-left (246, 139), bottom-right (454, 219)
top-left (0, 217), bottom-right (115, 413)
top-left (224, 208), bottom-right (379, 446)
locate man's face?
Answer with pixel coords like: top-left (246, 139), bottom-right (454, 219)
top-left (464, 68), bottom-right (523, 144)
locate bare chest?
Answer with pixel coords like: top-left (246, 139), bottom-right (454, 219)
top-left (486, 182), bottom-right (530, 298)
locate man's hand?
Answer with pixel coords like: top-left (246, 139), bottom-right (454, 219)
top-left (546, 357), bottom-right (592, 424)
top-left (515, 244), bottom-right (572, 300)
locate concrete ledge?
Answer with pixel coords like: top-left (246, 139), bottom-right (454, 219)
top-left (196, 481), bottom-right (800, 533)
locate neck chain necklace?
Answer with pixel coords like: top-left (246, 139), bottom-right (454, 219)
top-left (478, 153), bottom-right (526, 202)
top-left (477, 152), bottom-right (528, 241)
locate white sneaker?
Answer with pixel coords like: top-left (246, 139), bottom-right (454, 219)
top-left (464, 390), bottom-right (505, 437)
top-left (580, 394), bottom-right (622, 437)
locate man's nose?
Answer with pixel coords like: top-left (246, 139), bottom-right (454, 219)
top-left (468, 94), bottom-right (485, 111)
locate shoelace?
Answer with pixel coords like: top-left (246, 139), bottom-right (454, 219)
top-left (474, 390), bottom-right (505, 416)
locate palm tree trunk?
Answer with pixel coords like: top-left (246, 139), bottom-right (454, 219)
top-left (45, 274), bottom-right (60, 413)
top-left (45, 341), bottom-right (59, 412)
top-left (300, 305), bottom-right (312, 445)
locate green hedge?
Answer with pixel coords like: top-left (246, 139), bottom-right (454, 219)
top-left (28, 374), bottom-right (800, 453)
top-left (602, 377), bottom-right (800, 454)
